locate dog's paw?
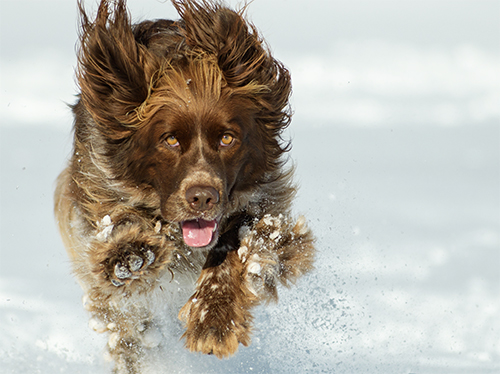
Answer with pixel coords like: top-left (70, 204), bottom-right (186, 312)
top-left (107, 244), bottom-right (156, 287)
top-left (237, 214), bottom-right (284, 299)
top-left (90, 219), bottom-right (173, 289)
top-left (238, 214), bottom-right (315, 296)
top-left (178, 256), bottom-right (254, 359)
top-left (241, 250), bottom-right (280, 300)
top-left (179, 297), bottom-right (251, 358)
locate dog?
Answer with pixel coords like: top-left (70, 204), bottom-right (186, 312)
top-left (54, 0), bottom-right (315, 372)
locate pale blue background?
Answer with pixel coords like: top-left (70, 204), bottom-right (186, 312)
top-left (1, 1), bottom-right (499, 373)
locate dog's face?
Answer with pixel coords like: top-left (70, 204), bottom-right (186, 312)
top-left (124, 73), bottom-right (266, 248)
top-left (75, 1), bottom-right (292, 249)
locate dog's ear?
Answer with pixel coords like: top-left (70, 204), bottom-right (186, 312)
top-left (77, 0), bottom-right (153, 139)
top-left (173, 0), bottom-right (292, 159)
top-left (172, 1), bottom-right (289, 89)
top-left (172, 0), bottom-right (257, 87)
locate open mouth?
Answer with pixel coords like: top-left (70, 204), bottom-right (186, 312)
top-left (181, 218), bottom-right (219, 248)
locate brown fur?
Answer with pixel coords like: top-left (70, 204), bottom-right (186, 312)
top-left (54, 1), bottom-right (315, 372)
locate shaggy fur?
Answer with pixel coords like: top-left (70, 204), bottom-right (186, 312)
top-left (54, 1), bottom-right (315, 372)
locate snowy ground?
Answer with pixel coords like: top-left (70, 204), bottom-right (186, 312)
top-left (1, 0), bottom-right (499, 373)
top-left (1, 122), bottom-right (498, 373)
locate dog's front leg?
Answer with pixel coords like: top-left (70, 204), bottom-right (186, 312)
top-left (79, 218), bottom-right (175, 374)
top-left (179, 249), bottom-right (257, 358)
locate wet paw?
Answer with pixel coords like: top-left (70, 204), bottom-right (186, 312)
top-left (179, 298), bottom-right (251, 358)
top-left (237, 214), bottom-right (284, 299)
top-left (244, 252), bottom-right (280, 300)
top-left (238, 214), bottom-right (286, 255)
top-left (108, 245), bottom-right (156, 287)
top-left (238, 214), bottom-right (315, 299)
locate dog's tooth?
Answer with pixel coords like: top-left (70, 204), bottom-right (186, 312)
top-left (114, 263), bottom-right (132, 279)
top-left (128, 255), bottom-right (143, 272)
top-left (213, 222), bottom-right (218, 232)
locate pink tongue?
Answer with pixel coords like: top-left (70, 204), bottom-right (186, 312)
top-left (181, 219), bottom-right (217, 247)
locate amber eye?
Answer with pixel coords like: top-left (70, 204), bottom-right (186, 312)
top-left (220, 134), bottom-right (234, 147)
top-left (165, 135), bottom-right (179, 147)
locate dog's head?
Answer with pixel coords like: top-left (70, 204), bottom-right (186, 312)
top-left (75, 0), bottom-right (292, 249)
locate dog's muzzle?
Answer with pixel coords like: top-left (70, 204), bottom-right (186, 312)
top-left (181, 185), bottom-right (221, 247)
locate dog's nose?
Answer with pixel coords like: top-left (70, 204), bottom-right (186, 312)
top-left (185, 186), bottom-right (220, 211)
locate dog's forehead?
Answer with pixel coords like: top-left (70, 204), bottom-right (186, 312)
top-left (153, 95), bottom-right (242, 131)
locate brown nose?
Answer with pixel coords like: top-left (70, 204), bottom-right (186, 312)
top-left (185, 186), bottom-right (220, 211)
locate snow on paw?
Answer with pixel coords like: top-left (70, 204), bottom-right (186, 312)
top-left (275, 215), bottom-right (316, 285)
top-left (237, 213), bottom-right (316, 297)
top-left (241, 214), bottom-right (287, 254)
top-left (108, 332), bottom-right (121, 350)
top-left (244, 252), bottom-right (280, 300)
top-left (107, 244), bottom-right (156, 287)
top-left (89, 316), bottom-right (108, 333)
top-left (96, 215), bottom-right (114, 242)
top-left (260, 214), bottom-right (285, 245)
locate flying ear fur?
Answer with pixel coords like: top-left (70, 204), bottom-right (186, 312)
top-left (76, 0), bottom-right (155, 139)
top-left (172, 1), bottom-right (287, 90)
top-left (171, 0), bottom-right (261, 87)
top-left (172, 0), bottom-right (293, 164)
top-left (77, 0), bottom-right (292, 165)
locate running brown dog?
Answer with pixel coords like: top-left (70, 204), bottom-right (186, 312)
top-left (54, 1), bottom-right (315, 372)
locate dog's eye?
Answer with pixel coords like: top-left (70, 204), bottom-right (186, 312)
top-left (220, 134), bottom-right (234, 147)
top-left (165, 135), bottom-right (180, 147)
